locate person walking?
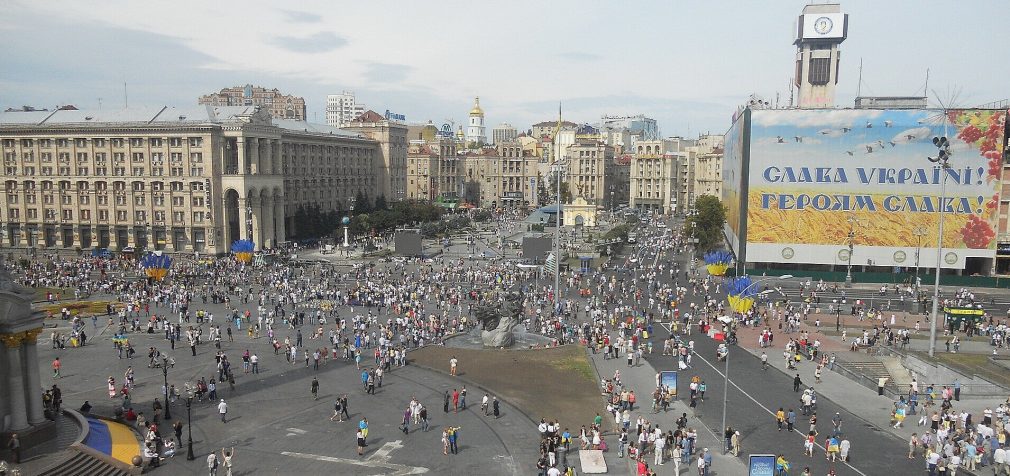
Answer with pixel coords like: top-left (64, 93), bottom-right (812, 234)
top-left (341, 394), bottom-right (350, 421)
top-left (492, 396), bottom-right (500, 419)
top-left (793, 374), bottom-right (802, 392)
top-left (449, 356), bottom-right (458, 376)
top-left (52, 357), bottom-right (62, 379)
top-left (359, 417), bottom-right (369, 445)
top-left (217, 399), bottom-right (228, 423)
top-left (357, 428), bottom-right (366, 456)
top-left (776, 408), bottom-right (786, 431)
top-left (443, 391), bottom-right (450, 413)
top-left (420, 405), bottom-right (429, 432)
top-left (207, 451), bottom-right (219, 476)
top-left (311, 377), bottom-right (319, 400)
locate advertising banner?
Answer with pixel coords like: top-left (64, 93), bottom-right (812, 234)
top-left (748, 454), bottom-right (776, 476)
top-left (723, 110), bottom-right (749, 261)
top-left (745, 108), bottom-right (1006, 269)
top-left (659, 371), bottom-right (678, 398)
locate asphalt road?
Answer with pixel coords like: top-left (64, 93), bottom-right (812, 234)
top-left (631, 221), bottom-right (922, 475)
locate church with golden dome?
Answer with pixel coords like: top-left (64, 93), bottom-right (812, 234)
top-left (465, 96), bottom-right (486, 146)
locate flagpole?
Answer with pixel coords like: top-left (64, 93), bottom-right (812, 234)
top-left (554, 102), bottom-right (561, 313)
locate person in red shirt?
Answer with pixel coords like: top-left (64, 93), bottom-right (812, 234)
top-left (452, 389), bottom-right (460, 413)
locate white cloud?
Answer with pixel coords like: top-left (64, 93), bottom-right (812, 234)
top-left (752, 109), bottom-right (884, 129)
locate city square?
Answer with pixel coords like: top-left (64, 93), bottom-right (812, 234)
top-left (2, 2), bottom-right (1010, 476)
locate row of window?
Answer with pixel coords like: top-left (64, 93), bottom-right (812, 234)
top-left (5, 165), bottom-right (204, 177)
top-left (4, 151), bottom-right (204, 163)
top-left (6, 193), bottom-right (206, 207)
top-left (5, 180), bottom-right (207, 192)
top-left (1, 137), bottom-right (204, 149)
top-left (7, 208), bottom-right (206, 223)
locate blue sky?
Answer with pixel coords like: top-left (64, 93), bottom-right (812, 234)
top-left (1, 0), bottom-right (1007, 137)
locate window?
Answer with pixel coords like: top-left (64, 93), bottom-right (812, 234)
top-left (129, 138), bottom-right (143, 147)
top-left (134, 195), bottom-right (146, 206)
top-left (149, 138), bottom-right (163, 147)
top-left (1, 139), bottom-right (14, 148)
top-left (151, 152), bottom-right (164, 163)
top-left (58, 152), bottom-right (70, 162)
top-left (8, 208), bottom-right (18, 219)
top-left (6, 194), bottom-right (16, 204)
top-left (192, 211), bottom-right (205, 223)
top-left (97, 195), bottom-right (108, 205)
top-left (80, 210), bottom-right (90, 221)
top-left (61, 209), bottom-right (73, 220)
top-left (20, 139), bottom-right (33, 148)
top-left (151, 182), bottom-right (163, 191)
top-left (151, 167), bottom-right (163, 176)
top-left (191, 196), bottom-right (204, 207)
top-left (113, 152), bottom-right (125, 162)
top-left (77, 167), bottom-right (89, 175)
top-left (170, 182), bottom-right (184, 191)
top-left (131, 152), bottom-right (144, 162)
top-left (25, 194), bottom-right (36, 204)
top-left (116, 210), bottom-right (127, 221)
top-left (132, 167), bottom-right (144, 176)
top-left (190, 181), bottom-right (204, 191)
top-left (58, 166), bottom-right (70, 176)
top-left (134, 210), bottom-right (146, 222)
top-left (153, 195), bottom-right (164, 206)
top-left (27, 209), bottom-right (38, 219)
top-left (189, 167), bottom-right (204, 176)
top-left (76, 152), bottom-right (88, 161)
top-left (132, 182), bottom-right (145, 192)
top-left (75, 139), bottom-right (87, 147)
top-left (4, 166), bottom-right (14, 175)
top-left (98, 210), bottom-right (108, 221)
top-left (170, 152), bottom-right (183, 163)
top-left (93, 139), bottom-right (105, 147)
top-left (189, 152), bottom-right (203, 163)
top-left (23, 166), bottom-right (35, 175)
top-left (22, 152), bottom-right (34, 161)
top-left (44, 208), bottom-right (55, 220)
top-left (170, 167), bottom-right (184, 176)
top-left (169, 138), bottom-right (183, 147)
top-left (808, 57), bottom-right (831, 85)
top-left (111, 138), bottom-right (124, 148)
top-left (41, 166), bottom-right (53, 175)
top-left (57, 139), bottom-right (69, 148)
top-left (115, 195), bottom-right (126, 205)
top-left (173, 211), bottom-right (185, 223)
top-left (153, 210), bottom-right (165, 222)
top-left (188, 137), bottom-right (203, 147)
top-left (95, 166), bottom-right (108, 176)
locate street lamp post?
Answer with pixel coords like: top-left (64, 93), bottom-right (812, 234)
top-left (721, 275), bottom-right (794, 441)
top-left (927, 136), bottom-right (952, 358)
top-left (245, 205), bottom-right (253, 242)
top-left (912, 226), bottom-right (928, 313)
top-left (162, 357), bottom-right (171, 421)
top-left (844, 216), bottom-right (860, 287)
top-left (185, 395), bottom-right (194, 460)
top-left (553, 161), bottom-right (567, 311)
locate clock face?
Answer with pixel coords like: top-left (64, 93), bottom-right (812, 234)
top-left (814, 16), bottom-right (833, 34)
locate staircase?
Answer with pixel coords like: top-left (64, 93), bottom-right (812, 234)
top-left (837, 360), bottom-right (891, 382)
top-left (38, 449), bottom-right (134, 476)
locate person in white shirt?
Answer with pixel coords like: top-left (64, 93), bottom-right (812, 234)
top-left (217, 399), bottom-right (228, 423)
top-left (654, 435), bottom-right (665, 466)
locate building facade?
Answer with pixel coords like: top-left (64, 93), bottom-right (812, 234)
top-left (342, 111), bottom-right (409, 202)
top-left (629, 140), bottom-right (676, 214)
top-left (492, 123), bottom-right (517, 144)
top-left (198, 85), bottom-right (306, 120)
top-left (564, 142), bottom-right (616, 207)
top-left (325, 91), bottom-right (366, 127)
top-left (0, 106), bottom-right (379, 254)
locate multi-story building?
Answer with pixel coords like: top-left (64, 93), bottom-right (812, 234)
top-left (198, 85), bottom-right (306, 120)
top-left (690, 134), bottom-right (724, 202)
top-left (564, 142), bottom-right (616, 207)
top-left (325, 91), bottom-right (366, 127)
top-left (407, 139), bottom-right (460, 202)
top-left (342, 110), bottom-right (409, 202)
top-left (629, 140), bottom-right (676, 214)
top-left (0, 105), bottom-right (379, 254)
top-left (531, 120), bottom-right (577, 141)
top-left (492, 123), bottom-right (517, 144)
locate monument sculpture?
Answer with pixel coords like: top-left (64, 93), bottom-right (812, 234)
top-left (475, 291), bottom-right (522, 348)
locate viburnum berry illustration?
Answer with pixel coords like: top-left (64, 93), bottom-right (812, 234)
top-left (960, 214), bottom-right (995, 249)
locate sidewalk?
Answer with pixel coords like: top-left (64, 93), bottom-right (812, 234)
top-left (588, 349), bottom-right (747, 475)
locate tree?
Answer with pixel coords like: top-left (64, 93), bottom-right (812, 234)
top-left (689, 195), bottom-right (727, 252)
top-left (374, 194), bottom-right (387, 212)
top-left (547, 173), bottom-right (572, 204)
top-left (354, 190), bottom-right (371, 214)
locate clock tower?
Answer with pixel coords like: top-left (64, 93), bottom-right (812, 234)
top-left (794, 3), bottom-right (848, 108)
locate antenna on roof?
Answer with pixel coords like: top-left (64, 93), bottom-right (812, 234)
top-left (856, 58), bottom-right (863, 98)
top-left (124, 82), bottom-right (129, 109)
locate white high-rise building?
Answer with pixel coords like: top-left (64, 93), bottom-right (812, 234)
top-left (326, 91), bottom-right (366, 127)
top-left (465, 97), bottom-right (486, 146)
top-left (793, 4), bottom-right (848, 108)
top-left (492, 123), bottom-right (517, 144)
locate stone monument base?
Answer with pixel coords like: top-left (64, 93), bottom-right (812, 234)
top-left (1, 420), bottom-right (57, 462)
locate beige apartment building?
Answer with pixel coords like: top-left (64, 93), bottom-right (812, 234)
top-left (629, 140), bottom-right (677, 214)
top-left (0, 105), bottom-right (379, 254)
top-left (198, 85), bottom-right (307, 121)
top-left (406, 139), bottom-right (459, 202)
top-left (342, 110), bottom-right (409, 201)
top-left (564, 142), bottom-right (616, 207)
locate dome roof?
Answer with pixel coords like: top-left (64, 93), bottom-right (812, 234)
top-left (469, 96), bottom-right (484, 116)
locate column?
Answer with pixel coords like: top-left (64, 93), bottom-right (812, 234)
top-left (249, 138), bottom-right (259, 175)
top-left (261, 196), bottom-right (274, 248)
top-left (274, 196), bottom-right (286, 246)
top-left (263, 140), bottom-right (273, 175)
top-left (236, 138), bottom-right (247, 174)
top-left (23, 329), bottom-right (44, 424)
top-left (248, 196), bottom-right (261, 249)
top-left (2, 333), bottom-right (29, 430)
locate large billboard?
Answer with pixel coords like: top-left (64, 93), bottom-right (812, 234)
top-left (744, 108), bottom-right (1006, 270)
top-left (723, 109), bottom-right (750, 263)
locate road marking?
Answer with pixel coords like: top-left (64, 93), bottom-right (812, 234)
top-left (367, 439), bottom-right (403, 462)
top-left (493, 454), bottom-right (520, 476)
top-left (282, 451), bottom-right (429, 475)
top-left (692, 351), bottom-right (869, 476)
top-left (285, 427), bottom-right (307, 436)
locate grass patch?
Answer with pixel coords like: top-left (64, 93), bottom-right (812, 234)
top-left (553, 355), bottom-right (595, 383)
top-left (910, 351), bottom-right (1010, 388)
top-left (32, 287), bottom-right (73, 301)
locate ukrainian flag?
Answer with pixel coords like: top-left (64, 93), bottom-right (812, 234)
top-left (83, 418), bottom-right (140, 465)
